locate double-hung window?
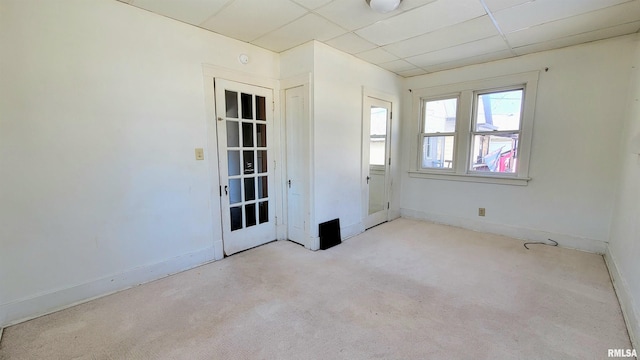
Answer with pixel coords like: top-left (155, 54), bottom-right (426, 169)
top-left (410, 72), bottom-right (539, 185)
top-left (469, 88), bottom-right (523, 174)
top-left (421, 97), bottom-right (457, 169)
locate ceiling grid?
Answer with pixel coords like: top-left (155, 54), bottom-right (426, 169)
top-left (118, 0), bottom-right (640, 76)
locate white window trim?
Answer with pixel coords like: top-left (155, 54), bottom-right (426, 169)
top-left (409, 71), bottom-right (539, 186)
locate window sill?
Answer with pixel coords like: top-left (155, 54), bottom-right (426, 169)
top-left (408, 170), bottom-right (530, 186)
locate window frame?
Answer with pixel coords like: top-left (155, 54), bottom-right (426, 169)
top-left (409, 71), bottom-right (539, 186)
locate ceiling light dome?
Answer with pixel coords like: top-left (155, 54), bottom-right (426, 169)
top-left (366, 0), bottom-right (402, 13)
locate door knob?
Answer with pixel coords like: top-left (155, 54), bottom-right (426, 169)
top-left (366, 176), bottom-right (370, 184)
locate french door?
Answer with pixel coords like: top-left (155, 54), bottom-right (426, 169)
top-left (215, 79), bottom-right (276, 255)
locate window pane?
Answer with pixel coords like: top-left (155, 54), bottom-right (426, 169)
top-left (257, 124), bottom-right (267, 147)
top-left (258, 201), bottom-right (268, 224)
top-left (229, 179), bottom-right (241, 204)
top-left (228, 151), bottom-right (240, 176)
top-left (257, 176), bottom-right (268, 199)
top-left (422, 136), bottom-right (454, 169)
top-left (370, 106), bottom-right (387, 166)
top-left (245, 204), bottom-right (257, 227)
top-left (244, 177), bottom-right (256, 201)
top-left (243, 150), bottom-right (254, 174)
top-left (242, 122), bottom-right (254, 147)
top-left (230, 207), bottom-right (242, 231)
top-left (257, 150), bottom-right (267, 174)
top-left (226, 121), bottom-right (239, 147)
top-left (424, 98), bottom-right (456, 133)
top-left (256, 96), bottom-right (266, 121)
top-left (225, 91), bottom-right (238, 118)
top-left (241, 93), bottom-right (253, 119)
top-left (470, 133), bottom-right (519, 173)
top-left (476, 89), bottom-right (523, 131)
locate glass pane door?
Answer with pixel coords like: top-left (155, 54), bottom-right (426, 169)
top-left (215, 79), bottom-right (276, 255)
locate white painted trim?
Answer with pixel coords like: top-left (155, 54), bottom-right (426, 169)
top-left (202, 64), bottom-right (279, 90)
top-left (0, 247), bottom-right (215, 328)
top-left (400, 208), bottom-right (607, 254)
top-left (309, 236), bottom-right (320, 251)
top-left (0, 327), bottom-right (3, 345)
top-left (605, 247), bottom-right (639, 350)
top-left (389, 209), bottom-right (401, 221)
top-left (408, 170), bottom-right (530, 186)
top-left (341, 221), bottom-right (365, 241)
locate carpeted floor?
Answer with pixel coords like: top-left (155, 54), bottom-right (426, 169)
top-left (0, 219), bottom-right (632, 359)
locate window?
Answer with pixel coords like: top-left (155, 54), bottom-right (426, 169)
top-left (470, 88), bottom-right (523, 174)
top-left (410, 72), bottom-right (539, 185)
top-left (421, 97), bottom-right (457, 169)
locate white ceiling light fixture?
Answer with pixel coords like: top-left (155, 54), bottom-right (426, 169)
top-left (365, 0), bottom-right (402, 13)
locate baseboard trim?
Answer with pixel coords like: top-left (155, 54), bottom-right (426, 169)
top-left (0, 246), bottom-right (216, 328)
top-left (604, 248), bottom-right (639, 350)
top-left (341, 221), bottom-right (365, 241)
top-left (400, 208), bottom-right (607, 254)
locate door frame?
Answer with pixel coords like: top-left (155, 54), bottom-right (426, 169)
top-left (202, 65), bottom-right (285, 260)
top-left (281, 74), bottom-right (317, 250)
top-left (361, 88), bottom-right (397, 230)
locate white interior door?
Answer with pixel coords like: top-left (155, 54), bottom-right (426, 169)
top-left (285, 86), bottom-right (308, 246)
top-left (215, 79), bottom-right (276, 255)
top-left (363, 96), bottom-right (392, 229)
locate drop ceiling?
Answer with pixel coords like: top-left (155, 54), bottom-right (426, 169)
top-left (117, 0), bottom-right (640, 77)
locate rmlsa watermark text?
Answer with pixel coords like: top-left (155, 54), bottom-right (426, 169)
top-left (608, 348), bottom-right (637, 358)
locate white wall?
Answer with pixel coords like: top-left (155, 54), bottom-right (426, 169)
top-left (0, 0), bottom-right (279, 326)
top-left (401, 36), bottom-right (635, 253)
top-left (607, 34), bottom-right (640, 349)
top-left (312, 42), bottom-right (403, 239)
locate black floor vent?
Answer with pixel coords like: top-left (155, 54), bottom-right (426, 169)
top-left (319, 218), bottom-right (341, 250)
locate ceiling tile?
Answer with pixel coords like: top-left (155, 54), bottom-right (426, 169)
top-left (290, 0), bottom-right (333, 10)
top-left (355, 48), bottom-right (399, 64)
top-left (406, 36), bottom-right (509, 68)
top-left (398, 68), bottom-right (429, 77)
top-left (355, 0), bottom-right (487, 46)
top-left (131, 0), bottom-right (230, 25)
top-left (314, 0), bottom-right (398, 31)
top-left (252, 14), bottom-right (346, 52)
top-left (420, 50), bottom-right (514, 73)
top-left (378, 59), bottom-right (417, 72)
top-left (200, 0), bottom-right (308, 42)
top-left (494, 0), bottom-right (632, 33)
top-left (397, 0), bottom-right (439, 11)
top-left (325, 33), bottom-right (378, 54)
top-left (482, 0), bottom-right (532, 13)
top-left (513, 21), bottom-right (640, 56)
top-left (383, 16), bottom-right (499, 58)
top-left (505, 1), bottom-right (640, 47)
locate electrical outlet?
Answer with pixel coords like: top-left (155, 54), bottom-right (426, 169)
top-left (195, 148), bottom-right (204, 160)
top-left (478, 208), bottom-right (486, 217)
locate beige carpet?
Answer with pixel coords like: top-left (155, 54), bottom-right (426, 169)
top-left (0, 219), bottom-right (632, 359)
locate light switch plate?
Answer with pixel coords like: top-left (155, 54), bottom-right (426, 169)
top-left (195, 148), bottom-right (204, 160)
